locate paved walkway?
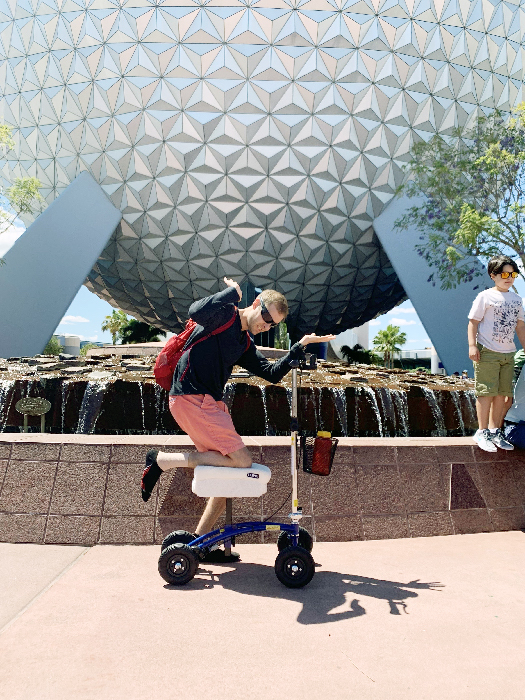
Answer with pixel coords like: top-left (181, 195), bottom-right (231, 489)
top-left (1, 532), bottom-right (523, 700)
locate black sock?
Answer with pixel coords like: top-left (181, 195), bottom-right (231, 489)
top-left (141, 450), bottom-right (161, 502)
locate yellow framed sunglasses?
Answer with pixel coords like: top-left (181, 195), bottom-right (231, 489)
top-left (499, 271), bottom-right (519, 279)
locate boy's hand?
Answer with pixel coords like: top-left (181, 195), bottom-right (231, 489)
top-left (223, 277), bottom-right (242, 301)
top-left (468, 344), bottom-right (480, 362)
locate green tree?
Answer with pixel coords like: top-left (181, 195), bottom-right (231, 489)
top-left (274, 321), bottom-right (290, 350)
top-left (0, 124), bottom-right (44, 265)
top-left (101, 309), bottom-right (128, 345)
top-left (372, 325), bottom-right (407, 369)
top-left (79, 343), bottom-right (99, 356)
top-left (120, 319), bottom-right (166, 344)
top-left (395, 104), bottom-right (525, 289)
top-left (43, 336), bottom-right (63, 356)
top-left (340, 343), bottom-right (381, 365)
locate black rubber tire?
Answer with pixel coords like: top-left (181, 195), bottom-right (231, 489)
top-left (161, 529), bottom-right (195, 553)
top-left (158, 543), bottom-right (199, 585)
top-left (277, 527), bottom-right (313, 552)
top-left (274, 546), bottom-right (315, 588)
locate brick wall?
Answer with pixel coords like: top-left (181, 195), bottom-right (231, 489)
top-left (0, 436), bottom-right (524, 545)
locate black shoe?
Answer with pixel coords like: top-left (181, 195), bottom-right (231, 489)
top-left (141, 449), bottom-right (162, 502)
top-left (201, 548), bottom-right (241, 563)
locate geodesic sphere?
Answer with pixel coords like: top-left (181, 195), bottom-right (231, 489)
top-left (1, 0), bottom-right (523, 336)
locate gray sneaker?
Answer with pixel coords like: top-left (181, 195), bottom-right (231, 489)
top-left (475, 429), bottom-right (497, 453)
top-left (490, 429), bottom-right (514, 451)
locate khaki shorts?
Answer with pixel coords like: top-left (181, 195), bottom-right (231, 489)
top-left (474, 343), bottom-right (515, 397)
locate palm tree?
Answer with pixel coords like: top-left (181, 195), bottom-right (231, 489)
top-left (120, 319), bottom-right (166, 344)
top-left (101, 309), bottom-right (128, 345)
top-left (372, 325), bottom-right (407, 369)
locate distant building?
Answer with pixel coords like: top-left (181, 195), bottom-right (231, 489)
top-left (54, 335), bottom-right (80, 356)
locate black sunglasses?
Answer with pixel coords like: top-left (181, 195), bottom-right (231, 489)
top-left (259, 298), bottom-right (278, 327)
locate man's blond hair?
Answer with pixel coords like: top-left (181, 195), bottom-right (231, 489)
top-left (260, 289), bottom-right (288, 318)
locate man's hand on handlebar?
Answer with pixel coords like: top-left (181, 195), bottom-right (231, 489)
top-left (299, 334), bottom-right (337, 346)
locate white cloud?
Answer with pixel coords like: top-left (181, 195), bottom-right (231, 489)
top-left (389, 317), bottom-right (417, 326)
top-left (60, 315), bottom-right (90, 324)
top-left (388, 306), bottom-right (416, 314)
top-left (369, 319), bottom-right (381, 325)
top-left (0, 220), bottom-right (25, 256)
top-left (78, 334), bottom-right (98, 342)
top-left (408, 339), bottom-right (431, 344)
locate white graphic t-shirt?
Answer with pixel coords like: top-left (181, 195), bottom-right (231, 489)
top-left (469, 288), bottom-right (524, 353)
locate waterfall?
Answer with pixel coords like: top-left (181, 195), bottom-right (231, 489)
top-left (465, 390), bottom-right (477, 427)
top-left (377, 387), bottom-right (396, 437)
top-left (0, 380), bottom-right (15, 432)
top-left (138, 382), bottom-right (146, 432)
top-left (76, 382), bottom-right (108, 434)
top-left (391, 390), bottom-right (409, 436)
top-left (450, 390), bottom-right (466, 435)
top-left (421, 387), bottom-right (446, 436)
top-left (363, 386), bottom-right (384, 436)
top-left (285, 387), bottom-right (293, 414)
top-left (260, 385), bottom-right (271, 435)
top-left (61, 380), bottom-right (71, 432)
top-left (222, 382), bottom-right (236, 412)
top-left (154, 384), bottom-right (164, 434)
top-left (329, 387), bottom-right (348, 437)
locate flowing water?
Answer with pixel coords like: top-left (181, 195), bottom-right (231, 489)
top-left (0, 380), bottom-right (15, 432)
top-left (330, 387), bottom-right (348, 437)
top-left (421, 387), bottom-right (446, 437)
top-left (76, 382), bottom-right (109, 434)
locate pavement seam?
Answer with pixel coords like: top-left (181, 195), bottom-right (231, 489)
top-left (0, 546), bottom-right (90, 638)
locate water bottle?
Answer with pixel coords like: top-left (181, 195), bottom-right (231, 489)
top-left (311, 430), bottom-right (332, 476)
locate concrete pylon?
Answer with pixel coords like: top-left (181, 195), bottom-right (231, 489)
top-left (0, 172), bottom-right (121, 358)
top-left (373, 195), bottom-right (488, 375)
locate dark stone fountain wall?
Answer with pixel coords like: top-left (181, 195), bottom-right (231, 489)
top-left (0, 378), bottom-right (477, 438)
top-left (0, 435), bottom-right (523, 545)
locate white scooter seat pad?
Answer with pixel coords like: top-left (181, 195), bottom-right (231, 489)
top-left (192, 463), bottom-right (271, 498)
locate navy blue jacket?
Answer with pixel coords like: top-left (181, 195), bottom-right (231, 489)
top-left (170, 287), bottom-right (305, 401)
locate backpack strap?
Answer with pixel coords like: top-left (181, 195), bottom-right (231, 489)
top-left (179, 307), bottom-right (238, 381)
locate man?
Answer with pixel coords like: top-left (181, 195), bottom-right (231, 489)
top-left (141, 277), bottom-right (335, 550)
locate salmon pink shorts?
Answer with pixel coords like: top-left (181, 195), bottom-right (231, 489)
top-left (169, 394), bottom-right (246, 456)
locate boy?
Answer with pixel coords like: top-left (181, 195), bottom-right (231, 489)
top-left (468, 255), bottom-right (525, 451)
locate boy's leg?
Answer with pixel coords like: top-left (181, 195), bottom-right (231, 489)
top-left (489, 395), bottom-right (511, 429)
top-left (476, 395), bottom-right (492, 430)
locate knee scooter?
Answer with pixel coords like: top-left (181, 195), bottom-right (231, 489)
top-left (158, 359), bottom-right (319, 588)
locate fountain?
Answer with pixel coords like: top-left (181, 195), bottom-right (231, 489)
top-left (0, 354), bottom-right (477, 437)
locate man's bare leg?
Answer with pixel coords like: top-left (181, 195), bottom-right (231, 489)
top-left (156, 446), bottom-right (252, 470)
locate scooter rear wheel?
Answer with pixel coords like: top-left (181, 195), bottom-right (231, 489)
top-left (158, 543), bottom-right (199, 585)
top-left (274, 546), bottom-right (315, 588)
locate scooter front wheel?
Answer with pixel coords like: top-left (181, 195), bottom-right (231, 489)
top-left (158, 543), bottom-right (199, 585)
top-left (274, 546), bottom-right (315, 588)
top-left (277, 527), bottom-right (313, 552)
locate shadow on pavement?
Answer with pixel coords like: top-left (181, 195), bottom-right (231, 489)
top-left (165, 562), bottom-right (444, 624)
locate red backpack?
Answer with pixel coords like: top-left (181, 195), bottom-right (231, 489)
top-left (154, 309), bottom-right (238, 391)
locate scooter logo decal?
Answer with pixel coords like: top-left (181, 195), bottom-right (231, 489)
top-left (246, 473), bottom-right (259, 479)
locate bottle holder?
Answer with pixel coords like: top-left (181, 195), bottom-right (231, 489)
top-left (301, 435), bottom-right (338, 476)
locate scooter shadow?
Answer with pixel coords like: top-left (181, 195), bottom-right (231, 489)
top-left (165, 562), bottom-right (443, 625)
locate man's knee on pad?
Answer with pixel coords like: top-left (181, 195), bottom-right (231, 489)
top-left (229, 449), bottom-right (252, 469)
